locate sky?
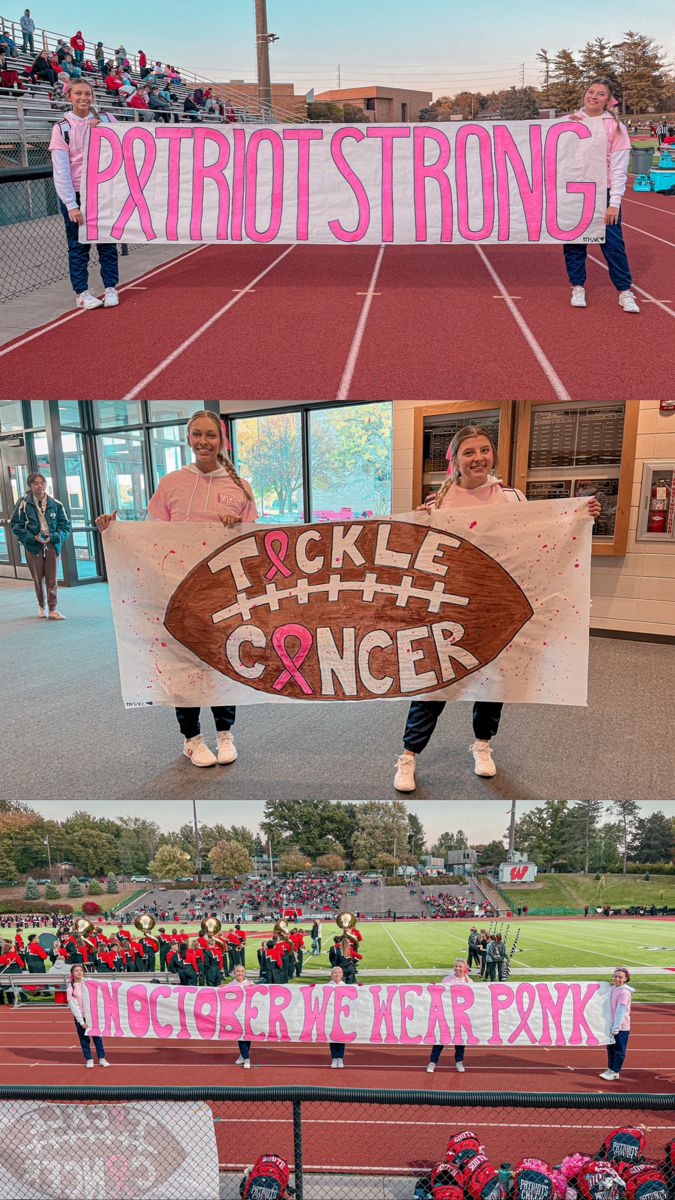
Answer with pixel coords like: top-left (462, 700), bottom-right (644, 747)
top-left (24, 801), bottom-right (669, 846)
top-left (27, 1), bottom-right (675, 98)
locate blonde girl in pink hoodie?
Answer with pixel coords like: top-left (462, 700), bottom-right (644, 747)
top-left (96, 409), bottom-right (258, 767)
top-left (563, 78), bottom-right (639, 314)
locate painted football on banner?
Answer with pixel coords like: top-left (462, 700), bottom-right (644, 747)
top-left (164, 519), bottom-right (534, 701)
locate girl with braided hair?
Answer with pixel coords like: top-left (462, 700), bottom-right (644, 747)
top-left (96, 409), bottom-right (257, 766)
top-left (563, 79), bottom-right (639, 313)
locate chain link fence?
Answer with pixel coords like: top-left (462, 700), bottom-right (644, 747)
top-left (0, 1086), bottom-right (672, 1200)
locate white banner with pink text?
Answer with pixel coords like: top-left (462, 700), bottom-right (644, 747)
top-left (80, 119), bottom-right (607, 246)
top-left (82, 979), bottom-right (613, 1047)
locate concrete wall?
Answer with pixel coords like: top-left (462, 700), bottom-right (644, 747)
top-left (219, 401), bottom-right (675, 637)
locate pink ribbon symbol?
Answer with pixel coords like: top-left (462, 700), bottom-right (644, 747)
top-left (111, 129), bottom-right (158, 241)
top-left (264, 530), bottom-right (294, 580)
top-left (105, 1155), bottom-right (135, 1200)
top-left (509, 983), bottom-right (538, 1044)
top-left (271, 624), bottom-right (314, 695)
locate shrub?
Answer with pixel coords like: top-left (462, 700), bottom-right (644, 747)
top-left (0, 900), bottom-right (73, 915)
top-left (595, 871), bottom-right (603, 880)
top-left (88, 879), bottom-right (103, 895)
top-left (643, 872), bottom-right (651, 881)
top-left (106, 872), bottom-right (119, 894)
top-left (44, 883), bottom-right (61, 899)
top-left (82, 900), bottom-right (102, 916)
top-left (24, 876), bottom-right (41, 900)
top-left (67, 877), bottom-right (82, 897)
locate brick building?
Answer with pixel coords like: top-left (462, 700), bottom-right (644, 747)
top-left (313, 85), bottom-right (432, 122)
top-left (211, 80), bottom-right (307, 121)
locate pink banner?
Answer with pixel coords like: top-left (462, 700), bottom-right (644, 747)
top-left (82, 979), bottom-right (613, 1047)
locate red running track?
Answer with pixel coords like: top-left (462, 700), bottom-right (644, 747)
top-left (1, 189), bottom-right (673, 402)
top-left (1, 1003), bottom-right (674, 1176)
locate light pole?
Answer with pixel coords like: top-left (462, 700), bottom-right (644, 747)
top-left (192, 800), bottom-right (202, 885)
top-left (255, 0), bottom-right (278, 121)
top-left (44, 836), bottom-right (53, 880)
top-left (508, 801), bottom-right (517, 859)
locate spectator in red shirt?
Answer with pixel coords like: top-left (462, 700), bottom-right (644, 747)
top-left (138, 49), bottom-right (149, 78)
top-left (70, 31), bottom-right (85, 65)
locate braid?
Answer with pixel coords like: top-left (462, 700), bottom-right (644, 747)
top-left (434, 477), bottom-right (454, 508)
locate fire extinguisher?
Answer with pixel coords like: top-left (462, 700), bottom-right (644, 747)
top-left (647, 477), bottom-right (671, 533)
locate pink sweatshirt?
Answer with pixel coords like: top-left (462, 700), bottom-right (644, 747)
top-left (610, 984), bottom-right (633, 1033)
top-left (146, 463), bottom-right (258, 523)
top-left (49, 111), bottom-right (116, 209)
top-left (434, 478), bottom-right (526, 509)
top-left (566, 111), bottom-right (631, 208)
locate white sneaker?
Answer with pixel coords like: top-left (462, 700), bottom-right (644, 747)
top-left (38, 607), bottom-right (46, 618)
top-left (599, 1069), bottom-right (618, 1080)
top-left (426, 1062), bottom-right (436, 1073)
top-left (48, 611), bottom-right (66, 620)
top-left (242, 1059), bottom-right (251, 1069)
top-left (456, 1062), bottom-right (466, 1073)
top-left (235, 1055), bottom-right (245, 1065)
top-left (99, 1058), bottom-right (111, 1067)
top-left (183, 735), bottom-right (217, 767)
top-left (216, 730), bottom-right (238, 764)
top-left (76, 291), bottom-right (103, 310)
top-left (619, 290), bottom-right (640, 313)
top-left (570, 286), bottom-right (587, 308)
top-left (85, 1060), bottom-right (94, 1068)
top-left (103, 287), bottom-right (120, 307)
top-left (337, 1059), bottom-right (344, 1068)
top-left (394, 752), bottom-right (417, 792)
top-left (471, 740), bottom-right (496, 777)
top-left (331, 1059), bottom-right (339, 1068)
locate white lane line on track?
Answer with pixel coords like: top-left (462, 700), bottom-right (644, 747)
top-left (622, 223), bottom-right (675, 251)
top-left (588, 255), bottom-right (675, 319)
top-left (122, 244), bottom-right (296, 399)
top-left (624, 197), bottom-right (675, 217)
top-left (0, 244), bottom-right (209, 358)
top-left (215, 1120), bottom-right (675, 1131)
top-left (381, 923), bottom-right (413, 969)
top-left (474, 246), bottom-right (572, 401)
top-left (335, 244), bottom-right (386, 401)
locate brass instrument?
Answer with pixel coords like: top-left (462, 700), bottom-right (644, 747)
top-left (201, 916), bottom-right (228, 950)
top-left (273, 920), bottom-right (290, 938)
top-left (336, 911), bottom-right (359, 954)
top-left (134, 913), bottom-right (157, 936)
top-left (74, 917), bottom-right (96, 950)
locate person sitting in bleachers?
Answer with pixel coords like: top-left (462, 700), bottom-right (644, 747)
top-left (55, 39), bottom-right (69, 62)
top-left (105, 67), bottom-right (124, 101)
top-left (1, 51), bottom-right (27, 90)
top-left (29, 51), bottom-right (57, 85)
top-left (0, 31), bottom-right (18, 57)
top-left (60, 51), bottom-right (82, 79)
top-left (183, 91), bottom-right (202, 121)
top-left (148, 85), bottom-right (171, 122)
top-left (127, 84), bottom-right (150, 113)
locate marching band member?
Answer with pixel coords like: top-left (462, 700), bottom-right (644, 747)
top-left (25, 934), bottom-right (49, 975)
top-left (67, 964), bottom-right (111, 1068)
top-left (289, 928), bottom-right (305, 978)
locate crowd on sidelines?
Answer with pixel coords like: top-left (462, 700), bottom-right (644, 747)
top-left (413, 1127), bottom-right (674, 1200)
top-left (424, 890), bottom-right (498, 919)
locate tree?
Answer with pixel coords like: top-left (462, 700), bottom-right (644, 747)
top-left (278, 849), bottom-right (312, 874)
top-left (24, 876), bottom-right (40, 900)
top-left (578, 38), bottom-right (616, 84)
top-left (374, 852), bottom-right (397, 873)
top-left (548, 49), bottom-right (583, 113)
top-left (631, 812), bottom-right (673, 864)
top-left (0, 848), bottom-right (18, 879)
top-left (476, 840), bottom-right (507, 867)
top-left (209, 840), bottom-right (253, 878)
top-left (537, 49), bottom-right (552, 100)
top-left (88, 878), bottom-right (103, 895)
top-left (513, 801), bottom-right (572, 869)
top-left (613, 31), bottom-right (668, 115)
top-left (609, 801), bottom-right (641, 874)
top-left (567, 801), bottom-right (604, 873)
top-left (45, 883), bottom-right (61, 899)
top-left (307, 101), bottom-right (347, 122)
top-left (261, 799), bottom-right (359, 861)
top-left (106, 872), bottom-right (119, 894)
top-left (497, 86), bottom-right (540, 120)
top-left (408, 813), bottom-right (426, 858)
top-left (67, 876), bottom-right (82, 897)
top-left (343, 103), bottom-right (367, 122)
top-left (431, 830), bottom-right (470, 857)
top-left (315, 853), bottom-right (346, 872)
top-left (148, 845), bottom-right (194, 880)
top-left (351, 801), bottom-right (412, 867)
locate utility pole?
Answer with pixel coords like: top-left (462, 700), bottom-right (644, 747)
top-left (337, 63), bottom-right (341, 89)
top-left (192, 800), bottom-right (202, 885)
top-left (508, 801), bottom-right (517, 858)
top-left (268, 838), bottom-right (274, 880)
top-left (255, 0), bottom-right (275, 121)
top-left (44, 836), bottom-right (53, 880)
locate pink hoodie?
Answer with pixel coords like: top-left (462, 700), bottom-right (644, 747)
top-left (146, 464), bottom-right (258, 523)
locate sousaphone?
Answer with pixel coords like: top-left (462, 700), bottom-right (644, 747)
top-left (201, 915), bottom-right (228, 949)
top-left (273, 920), bottom-right (290, 938)
top-left (336, 911), bottom-right (358, 952)
top-left (74, 917), bottom-right (96, 949)
top-left (135, 914), bottom-right (157, 936)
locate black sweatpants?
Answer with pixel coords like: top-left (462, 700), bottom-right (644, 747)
top-left (175, 706), bottom-right (236, 739)
top-left (403, 701), bottom-right (503, 754)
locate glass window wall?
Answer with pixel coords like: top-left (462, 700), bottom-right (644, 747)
top-left (150, 424), bottom-right (191, 483)
top-left (232, 411), bottom-right (304, 524)
top-left (94, 402), bottom-right (144, 429)
top-left (0, 402), bottom-right (23, 432)
top-left (97, 432), bottom-right (147, 520)
top-left (309, 402), bottom-right (392, 520)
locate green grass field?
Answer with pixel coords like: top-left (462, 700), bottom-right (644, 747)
top-left (9, 918), bottom-right (675, 1003)
top-left (500, 874), bottom-right (675, 913)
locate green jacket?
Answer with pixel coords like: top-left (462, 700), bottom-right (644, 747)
top-left (10, 492), bottom-right (71, 557)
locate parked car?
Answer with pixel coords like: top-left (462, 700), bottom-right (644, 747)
top-left (176, 876), bottom-right (194, 883)
top-left (37, 878), bottom-right (52, 885)
top-left (78, 876), bottom-right (90, 883)
top-left (130, 875), bottom-right (152, 883)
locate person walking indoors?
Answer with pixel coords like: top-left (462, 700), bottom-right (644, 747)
top-left (11, 472), bottom-right (71, 619)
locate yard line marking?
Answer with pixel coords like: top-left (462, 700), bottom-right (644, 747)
top-left (122, 245), bottom-right (296, 399)
top-left (380, 924), bottom-right (413, 969)
top-left (336, 244), bottom-right (386, 401)
top-left (588, 255), bottom-right (675, 320)
top-left (475, 246), bottom-right (571, 401)
top-left (0, 244), bottom-right (209, 358)
top-left (622, 223), bottom-right (675, 251)
top-left (509, 928), bottom-right (651, 969)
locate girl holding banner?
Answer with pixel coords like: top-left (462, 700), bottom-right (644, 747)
top-left (48, 79), bottom-right (120, 311)
top-left (233, 964), bottom-right (253, 1069)
top-left (96, 410), bottom-right (257, 768)
top-left (67, 964), bottom-right (111, 1068)
top-left (426, 958), bottom-right (471, 1074)
top-left (394, 426), bottom-right (601, 793)
top-left (600, 967), bottom-right (634, 1081)
top-left (563, 79), bottom-right (639, 314)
